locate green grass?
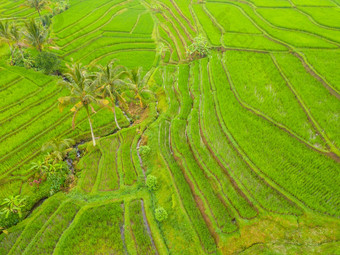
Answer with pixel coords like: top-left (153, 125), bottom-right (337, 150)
top-left (120, 128), bottom-right (138, 186)
top-left (257, 7), bottom-right (340, 44)
top-left (290, 0), bottom-right (337, 6)
top-left (206, 2), bottom-right (261, 34)
top-left (301, 49), bottom-right (340, 92)
top-left (223, 33), bottom-right (287, 51)
top-left (192, 4), bottom-right (222, 45)
top-left (129, 199), bottom-right (156, 254)
top-left (197, 56), bottom-right (303, 216)
top-left (96, 137), bottom-right (120, 192)
top-left (53, 202), bottom-right (126, 254)
top-left (273, 52), bottom-right (340, 149)
top-left (299, 7), bottom-right (340, 29)
top-left (22, 200), bottom-right (82, 255)
top-left (78, 149), bottom-right (102, 192)
top-left (1, 0), bottom-right (340, 254)
top-left (224, 50), bottom-right (326, 147)
top-left (8, 193), bottom-right (65, 255)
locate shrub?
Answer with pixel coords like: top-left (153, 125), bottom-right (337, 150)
top-left (139, 145), bottom-right (151, 159)
top-left (12, 49), bottom-right (34, 68)
top-left (155, 207), bottom-right (168, 222)
top-left (146, 175), bottom-right (158, 191)
top-left (0, 213), bottom-right (20, 229)
top-left (45, 162), bottom-right (70, 195)
top-left (187, 34), bottom-right (210, 60)
top-left (34, 51), bottom-right (60, 74)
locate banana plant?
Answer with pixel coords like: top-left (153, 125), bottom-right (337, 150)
top-left (1, 195), bottom-right (26, 218)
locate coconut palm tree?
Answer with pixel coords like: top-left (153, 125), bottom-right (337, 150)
top-left (125, 67), bottom-right (154, 108)
top-left (9, 23), bottom-right (24, 58)
top-left (58, 63), bottom-right (109, 146)
top-left (42, 138), bottom-right (74, 163)
top-left (95, 60), bottom-right (128, 130)
top-left (24, 0), bottom-right (49, 19)
top-left (0, 21), bottom-right (14, 65)
top-left (23, 18), bottom-right (50, 52)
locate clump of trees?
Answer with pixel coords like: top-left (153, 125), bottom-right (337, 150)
top-left (0, 19), bottom-right (59, 73)
top-left (187, 34), bottom-right (211, 60)
top-left (59, 61), bottom-right (155, 146)
top-left (0, 0), bottom-right (67, 73)
top-left (28, 138), bottom-right (76, 196)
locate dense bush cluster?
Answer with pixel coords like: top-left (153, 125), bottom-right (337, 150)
top-left (146, 175), bottom-right (158, 191)
top-left (154, 207), bottom-right (168, 222)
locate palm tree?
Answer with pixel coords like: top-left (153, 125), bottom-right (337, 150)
top-left (24, 0), bottom-right (49, 19)
top-left (9, 23), bottom-right (24, 58)
top-left (125, 67), bottom-right (154, 108)
top-left (42, 138), bottom-right (74, 163)
top-left (0, 195), bottom-right (26, 218)
top-left (58, 63), bottom-right (109, 146)
top-left (23, 19), bottom-right (50, 52)
top-left (0, 21), bottom-right (14, 65)
top-left (95, 60), bottom-right (128, 130)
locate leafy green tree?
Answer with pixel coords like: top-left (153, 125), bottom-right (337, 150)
top-left (35, 51), bottom-right (60, 74)
top-left (95, 60), bottom-right (128, 130)
top-left (125, 67), bottom-right (154, 108)
top-left (155, 207), bottom-right (168, 222)
top-left (42, 138), bottom-right (74, 163)
top-left (58, 63), bottom-right (109, 146)
top-left (146, 175), bottom-right (158, 191)
top-left (0, 21), bottom-right (14, 64)
top-left (0, 195), bottom-right (26, 218)
top-left (23, 19), bottom-right (50, 52)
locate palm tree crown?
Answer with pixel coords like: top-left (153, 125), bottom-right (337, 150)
top-left (0, 21), bottom-right (14, 64)
top-left (95, 60), bottom-right (128, 129)
top-left (58, 63), bottom-right (108, 146)
top-left (125, 67), bottom-right (154, 108)
top-left (42, 138), bottom-right (74, 163)
top-left (23, 19), bottom-right (49, 52)
top-left (24, 0), bottom-right (49, 19)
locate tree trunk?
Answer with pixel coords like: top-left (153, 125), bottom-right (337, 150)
top-left (37, 9), bottom-right (42, 20)
top-left (112, 106), bottom-right (121, 130)
top-left (86, 107), bottom-right (96, 146)
top-left (8, 44), bottom-right (13, 65)
top-left (18, 45), bottom-right (24, 59)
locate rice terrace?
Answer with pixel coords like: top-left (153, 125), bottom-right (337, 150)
top-left (0, 0), bottom-right (339, 253)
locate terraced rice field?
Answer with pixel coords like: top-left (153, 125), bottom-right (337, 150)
top-left (1, 0), bottom-right (340, 254)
